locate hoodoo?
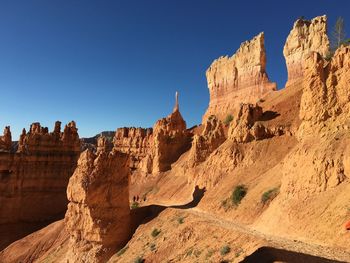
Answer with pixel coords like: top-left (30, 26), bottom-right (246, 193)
top-left (65, 136), bottom-right (130, 263)
top-left (283, 15), bottom-right (330, 87)
top-left (203, 32), bottom-right (276, 122)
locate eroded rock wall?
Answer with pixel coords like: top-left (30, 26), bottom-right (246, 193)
top-left (0, 121), bottom-right (80, 224)
top-left (113, 127), bottom-right (152, 170)
top-left (283, 15), bottom-right (330, 87)
top-left (65, 137), bottom-right (130, 263)
top-left (203, 32), bottom-right (276, 122)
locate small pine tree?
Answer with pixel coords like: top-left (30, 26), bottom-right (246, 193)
top-left (331, 17), bottom-right (346, 51)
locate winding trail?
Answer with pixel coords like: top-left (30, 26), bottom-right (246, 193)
top-left (149, 189), bottom-right (350, 263)
top-left (185, 207), bottom-right (350, 262)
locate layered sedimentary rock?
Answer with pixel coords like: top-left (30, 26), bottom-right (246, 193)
top-left (277, 46), bottom-right (350, 196)
top-left (189, 116), bottom-right (226, 164)
top-left (113, 127), bottom-right (152, 170)
top-left (0, 121), bottom-right (80, 224)
top-left (298, 46), bottom-right (350, 138)
top-left (140, 94), bottom-right (192, 174)
top-left (65, 137), bottom-right (130, 263)
top-left (283, 15), bottom-right (330, 87)
top-left (203, 32), bottom-right (276, 122)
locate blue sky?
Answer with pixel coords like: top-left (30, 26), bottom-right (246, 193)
top-left (0, 0), bottom-right (349, 139)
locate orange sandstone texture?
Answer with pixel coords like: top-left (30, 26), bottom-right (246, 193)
top-left (64, 137), bottom-right (130, 263)
top-left (283, 15), bottom-right (330, 87)
top-left (203, 32), bottom-right (276, 122)
top-left (0, 121), bottom-right (80, 225)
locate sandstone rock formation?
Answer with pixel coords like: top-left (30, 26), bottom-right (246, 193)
top-left (298, 46), bottom-right (350, 138)
top-left (189, 115), bottom-right (226, 164)
top-left (113, 127), bottom-right (152, 170)
top-left (203, 32), bottom-right (276, 122)
top-left (283, 15), bottom-right (330, 87)
top-left (0, 121), bottom-right (80, 226)
top-left (0, 126), bottom-right (11, 152)
top-left (228, 103), bottom-right (273, 143)
top-left (140, 93), bottom-right (192, 174)
top-left (65, 137), bottom-right (130, 263)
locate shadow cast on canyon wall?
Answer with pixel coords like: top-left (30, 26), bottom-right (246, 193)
top-left (130, 186), bottom-right (206, 234)
top-left (259, 110), bottom-right (280, 121)
top-left (240, 246), bottom-right (346, 263)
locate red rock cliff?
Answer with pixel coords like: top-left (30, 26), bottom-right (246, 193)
top-left (203, 32), bottom-right (276, 122)
top-left (0, 121), bottom-right (80, 225)
top-left (283, 15), bottom-right (330, 88)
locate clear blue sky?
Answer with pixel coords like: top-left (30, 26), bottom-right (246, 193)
top-left (0, 0), bottom-right (349, 139)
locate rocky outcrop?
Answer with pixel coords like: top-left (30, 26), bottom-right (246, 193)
top-left (113, 127), bottom-right (152, 170)
top-left (298, 46), bottom-right (350, 138)
top-left (0, 126), bottom-right (11, 152)
top-left (65, 138), bottom-right (130, 263)
top-left (203, 32), bottom-right (276, 122)
top-left (0, 121), bottom-right (80, 226)
top-left (189, 116), bottom-right (226, 164)
top-left (228, 103), bottom-right (270, 142)
top-left (283, 15), bottom-right (330, 87)
top-left (140, 93), bottom-right (192, 174)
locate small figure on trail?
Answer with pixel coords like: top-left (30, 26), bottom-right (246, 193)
top-left (133, 196), bottom-right (136, 202)
top-left (136, 195), bottom-right (139, 201)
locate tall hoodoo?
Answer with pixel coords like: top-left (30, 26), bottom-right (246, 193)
top-left (140, 93), bottom-right (192, 174)
top-left (203, 32), bottom-right (276, 122)
top-left (283, 15), bottom-right (330, 88)
top-left (65, 142), bottom-right (130, 263)
top-left (0, 126), bottom-right (11, 152)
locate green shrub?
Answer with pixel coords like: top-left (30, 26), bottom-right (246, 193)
top-left (134, 256), bottom-right (144, 263)
top-left (151, 228), bottom-right (161, 238)
top-left (220, 245), bottom-right (231, 256)
top-left (116, 245), bottom-right (128, 256)
top-left (131, 202), bottom-right (139, 209)
top-left (149, 243), bottom-right (156, 251)
top-left (224, 114), bottom-right (233, 125)
top-left (324, 51), bottom-right (334, 61)
top-left (177, 216), bottom-right (184, 224)
top-left (208, 115), bottom-right (216, 120)
top-left (261, 188), bottom-right (279, 204)
top-left (206, 249), bottom-right (215, 259)
top-left (231, 185), bottom-right (247, 206)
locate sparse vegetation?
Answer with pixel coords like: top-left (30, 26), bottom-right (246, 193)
top-left (116, 245), bottom-right (128, 256)
top-left (193, 249), bottom-right (202, 257)
top-left (134, 256), bottom-right (144, 263)
top-left (151, 228), bottom-right (161, 238)
top-left (220, 245), bottom-right (231, 256)
top-left (331, 17), bottom-right (347, 51)
top-left (231, 185), bottom-right (247, 206)
top-left (177, 216), bottom-right (184, 224)
top-left (261, 187), bottom-right (279, 204)
top-left (149, 243), bottom-right (156, 251)
top-left (185, 248), bottom-right (193, 257)
top-left (208, 114), bottom-right (216, 120)
top-left (205, 249), bottom-right (215, 259)
top-left (224, 114), bottom-right (234, 126)
top-left (131, 201), bottom-right (139, 209)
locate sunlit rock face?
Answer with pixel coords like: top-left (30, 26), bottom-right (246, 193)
top-left (283, 15), bottom-right (330, 88)
top-left (113, 127), bottom-right (152, 170)
top-left (140, 93), bottom-right (192, 174)
top-left (0, 121), bottom-right (80, 225)
top-left (203, 32), bottom-right (276, 123)
top-left (65, 137), bottom-right (130, 263)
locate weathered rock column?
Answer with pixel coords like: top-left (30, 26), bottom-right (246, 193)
top-left (65, 137), bottom-right (130, 263)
